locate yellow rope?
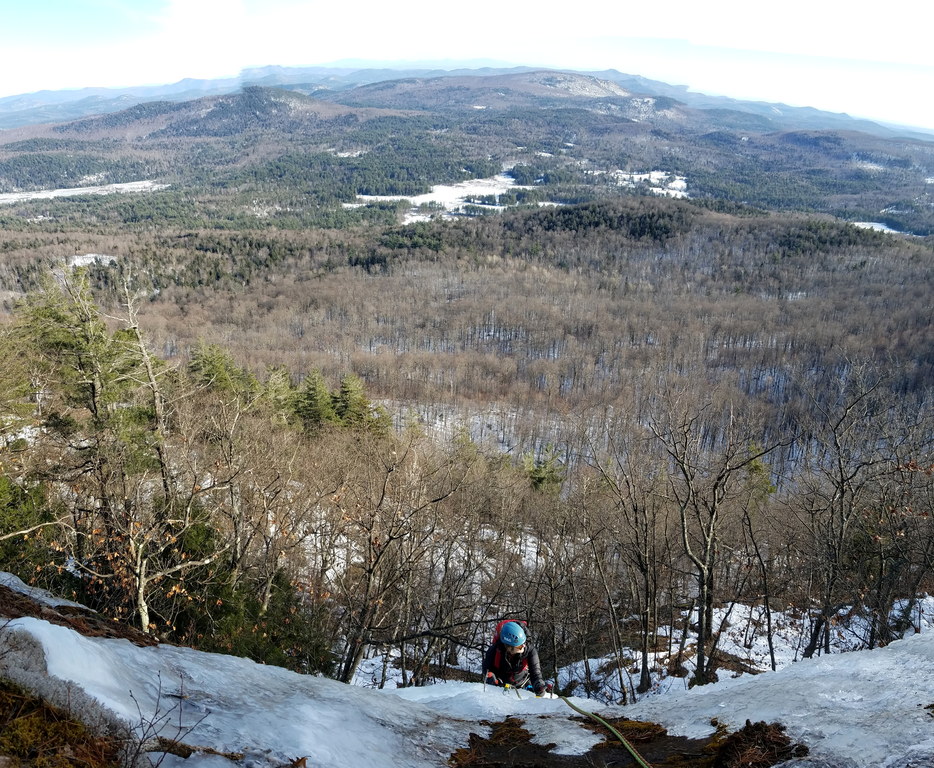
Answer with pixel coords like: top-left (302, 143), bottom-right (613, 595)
top-left (557, 695), bottom-right (654, 768)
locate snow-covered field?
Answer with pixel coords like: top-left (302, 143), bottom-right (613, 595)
top-left (0, 180), bottom-right (168, 206)
top-left (852, 221), bottom-right (904, 234)
top-left (347, 173), bottom-right (531, 223)
top-left (607, 169), bottom-right (689, 198)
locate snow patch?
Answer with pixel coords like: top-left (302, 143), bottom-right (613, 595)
top-left (331, 149), bottom-right (367, 157)
top-left (606, 169), bottom-right (689, 198)
top-left (69, 253), bottom-right (116, 268)
top-left (353, 172), bottom-right (532, 223)
top-left (852, 221), bottom-right (902, 233)
top-left (0, 180), bottom-right (169, 206)
top-left (0, 573), bottom-right (85, 609)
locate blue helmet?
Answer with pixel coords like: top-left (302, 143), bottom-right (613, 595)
top-left (500, 621), bottom-right (527, 647)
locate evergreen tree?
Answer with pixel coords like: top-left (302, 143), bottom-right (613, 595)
top-left (292, 368), bottom-right (338, 432)
top-left (333, 373), bottom-right (389, 433)
top-left (522, 445), bottom-right (564, 493)
top-left (262, 365), bottom-right (296, 426)
top-left (8, 274), bottom-right (234, 633)
top-left (188, 341), bottom-right (258, 397)
top-left (334, 373), bottom-right (370, 428)
top-left (13, 270), bottom-right (136, 423)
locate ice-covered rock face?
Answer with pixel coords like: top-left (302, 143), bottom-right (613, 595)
top-left (0, 572), bottom-right (86, 608)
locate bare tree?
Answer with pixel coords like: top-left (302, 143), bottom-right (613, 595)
top-left (584, 415), bottom-right (673, 695)
top-left (649, 389), bottom-right (785, 685)
top-left (790, 366), bottom-right (912, 657)
top-left (329, 427), bottom-right (471, 683)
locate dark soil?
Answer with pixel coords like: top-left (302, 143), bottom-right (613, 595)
top-left (449, 714), bottom-right (808, 768)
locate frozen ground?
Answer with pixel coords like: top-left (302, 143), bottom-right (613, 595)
top-left (348, 172), bottom-right (531, 222)
top-left (0, 180), bottom-right (168, 206)
top-left (607, 169), bottom-right (689, 197)
top-left (852, 221), bottom-right (905, 234)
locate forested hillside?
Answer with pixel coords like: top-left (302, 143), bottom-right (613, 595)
top-left (2, 78), bottom-right (933, 232)
top-left (1, 266), bottom-right (932, 697)
top-left (0, 73), bottom-right (932, 698)
top-left (0, 196), bottom-right (929, 459)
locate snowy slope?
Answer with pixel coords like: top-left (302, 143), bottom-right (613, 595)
top-left (1, 572), bottom-right (933, 768)
top-left (621, 631), bottom-right (934, 767)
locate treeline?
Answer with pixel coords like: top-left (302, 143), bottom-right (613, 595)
top-left (241, 141), bottom-right (501, 202)
top-left (0, 152), bottom-right (154, 192)
top-left (1, 274), bottom-right (932, 701)
top-left (0, 186), bottom-right (407, 232)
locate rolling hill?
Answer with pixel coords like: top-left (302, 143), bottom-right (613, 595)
top-left (2, 69), bottom-right (932, 234)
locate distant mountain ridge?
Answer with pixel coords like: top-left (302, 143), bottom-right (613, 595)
top-left (1, 63), bottom-right (931, 141)
top-left (49, 86), bottom-right (401, 141)
top-left (2, 66), bottom-right (932, 236)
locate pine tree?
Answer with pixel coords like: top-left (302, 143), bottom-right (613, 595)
top-left (523, 446), bottom-right (564, 493)
top-left (10, 273), bottom-right (230, 633)
top-left (292, 368), bottom-right (338, 432)
top-left (262, 365), bottom-right (295, 426)
top-left (188, 341), bottom-right (258, 397)
top-left (332, 373), bottom-right (390, 433)
top-left (334, 373), bottom-right (369, 427)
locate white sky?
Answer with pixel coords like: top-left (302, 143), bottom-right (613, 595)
top-left (3, 571), bottom-right (934, 768)
top-left (1, 0), bottom-right (932, 130)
